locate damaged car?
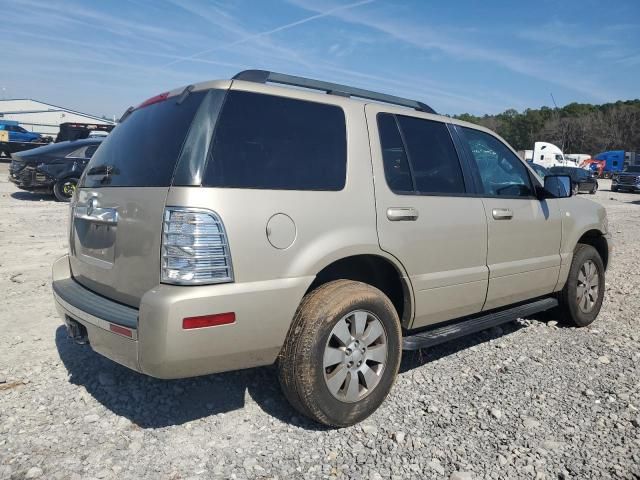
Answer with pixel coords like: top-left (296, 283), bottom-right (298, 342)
top-left (9, 138), bottom-right (102, 201)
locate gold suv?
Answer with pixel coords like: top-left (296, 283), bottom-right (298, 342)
top-left (52, 70), bottom-right (611, 426)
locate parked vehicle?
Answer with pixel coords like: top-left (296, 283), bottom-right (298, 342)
top-left (51, 70), bottom-right (611, 427)
top-left (55, 122), bottom-right (114, 143)
top-left (565, 153), bottom-right (591, 166)
top-left (596, 151), bottom-right (640, 177)
top-left (532, 142), bottom-right (577, 169)
top-left (9, 139), bottom-right (103, 201)
top-left (0, 120), bottom-right (42, 143)
top-left (550, 166), bottom-right (599, 195)
top-left (611, 165), bottom-right (640, 193)
top-left (528, 162), bottom-right (549, 179)
top-left (580, 158), bottom-right (606, 177)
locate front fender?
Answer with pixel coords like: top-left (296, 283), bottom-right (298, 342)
top-left (555, 196), bottom-right (608, 289)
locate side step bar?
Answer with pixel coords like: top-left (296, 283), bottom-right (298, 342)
top-left (402, 297), bottom-right (558, 351)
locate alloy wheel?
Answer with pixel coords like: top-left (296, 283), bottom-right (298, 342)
top-left (577, 260), bottom-right (599, 313)
top-left (323, 310), bottom-right (388, 403)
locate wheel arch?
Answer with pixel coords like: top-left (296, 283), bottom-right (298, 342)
top-left (577, 229), bottom-right (609, 271)
top-left (305, 253), bottom-right (414, 328)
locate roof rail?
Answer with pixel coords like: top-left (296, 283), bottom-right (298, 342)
top-left (232, 70), bottom-right (437, 114)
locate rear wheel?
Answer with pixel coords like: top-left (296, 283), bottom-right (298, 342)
top-left (278, 280), bottom-right (402, 427)
top-left (558, 244), bottom-right (605, 327)
top-left (53, 177), bottom-right (78, 202)
top-left (572, 183), bottom-right (579, 196)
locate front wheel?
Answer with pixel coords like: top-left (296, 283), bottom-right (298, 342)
top-left (278, 280), bottom-right (402, 427)
top-left (559, 244), bottom-right (605, 327)
top-left (53, 177), bottom-right (78, 202)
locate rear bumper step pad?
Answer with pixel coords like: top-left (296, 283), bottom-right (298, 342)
top-left (52, 277), bottom-right (138, 329)
top-left (402, 297), bottom-right (558, 350)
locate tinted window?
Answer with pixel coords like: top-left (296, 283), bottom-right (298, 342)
top-left (398, 116), bottom-right (465, 194)
top-left (85, 145), bottom-right (99, 158)
top-left (462, 127), bottom-right (533, 197)
top-left (377, 113), bottom-right (413, 192)
top-left (203, 91), bottom-right (346, 190)
top-left (82, 91), bottom-right (205, 187)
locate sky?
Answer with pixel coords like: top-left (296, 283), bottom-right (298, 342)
top-left (1, 0), bottom-right (639, 119)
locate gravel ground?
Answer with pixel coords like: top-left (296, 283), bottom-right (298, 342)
top-left (1, 161), bottom-right (639, 480)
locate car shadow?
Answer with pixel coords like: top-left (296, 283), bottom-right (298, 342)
top-left (400, 310), bottom-right (563, 372)
top-left (10, 191), bottom-right (55, 202)
top-left (54, 326), bottom-right (325, 430)
top-left (56, 311), bottom-right (561, 429)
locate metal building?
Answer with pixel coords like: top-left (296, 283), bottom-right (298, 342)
top-left (0, 99), bottom-right (114, 137)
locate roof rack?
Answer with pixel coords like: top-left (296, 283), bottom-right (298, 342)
top-left (232, 70), bottom-right (437, 114)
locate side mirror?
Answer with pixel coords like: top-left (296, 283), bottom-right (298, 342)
top-left (541, 175), bottom-right (572, 199)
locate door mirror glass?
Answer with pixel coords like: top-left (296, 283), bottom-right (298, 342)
top-left (544, 175), bottom-right (571, 198)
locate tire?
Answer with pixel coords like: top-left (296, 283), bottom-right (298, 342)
top-left (611, 186), bottom-right (618, 192)
top-left (558, 244), bottom-right (605, 327)
top-left (572, 183), bottom-right (579, 196)
top-left (278, 280), bottom-right (402, 427)
top-left (53, 177), bottom-right (78, 202)
top-left (589, 184), bottom-right (598, 194)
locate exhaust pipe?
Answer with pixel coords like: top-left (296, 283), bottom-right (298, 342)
top-left (65, 317), bottom-right (89, 345)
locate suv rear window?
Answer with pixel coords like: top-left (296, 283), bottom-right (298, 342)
top-left (81, 91), bottom-right (206, 187)
top-left (202, 91), bottom-right (346, 190)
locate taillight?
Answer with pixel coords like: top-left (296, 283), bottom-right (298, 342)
top-left (161, 207), bottom-right (234, 285)
top-left (137, 92), bottom-right (169, 109)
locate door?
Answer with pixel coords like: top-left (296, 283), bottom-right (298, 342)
top-left (456, 126), bottom-right (562, 311)
top-left (366, 105), bottom-right (489, 328)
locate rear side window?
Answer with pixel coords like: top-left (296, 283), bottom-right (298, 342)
top-left (377, 114), bottom-right (413, 192)
top-left (81, 91), bottom-right (206, 187)
top-left (377, 113), bottom-right (465, 195)
top-left (202, 91), bottom-right (346, 190)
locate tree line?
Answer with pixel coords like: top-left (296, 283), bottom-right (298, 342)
top-left (454, 99), bottom-right (640, 155)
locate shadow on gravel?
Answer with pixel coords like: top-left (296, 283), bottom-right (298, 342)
top-left (56, 311), bottom-right (561, 429)
top-left (400, 310), bottom-right (564, 372)
top-left (10, 191), bottom-right (55, 202)
top-left (54, 326), bottom-right (325, 430)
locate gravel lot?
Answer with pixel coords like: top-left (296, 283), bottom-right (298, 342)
top-left (1, 161), bottom-right (639, 480)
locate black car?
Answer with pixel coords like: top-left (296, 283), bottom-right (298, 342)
top-left (528, 162), bottom-right (549, 179)
top-left (9, 139), bottom-right (102, 201)
top-left (549, 166), bottom-right (598, 195)
top-left (612, 165), bottom-right (640, 193)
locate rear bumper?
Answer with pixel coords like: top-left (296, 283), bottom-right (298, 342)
top-left (52, 255), bottom-right (313, 379)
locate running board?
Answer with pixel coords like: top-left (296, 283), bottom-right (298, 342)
top-left (402, 297), bottom-right (558, 351)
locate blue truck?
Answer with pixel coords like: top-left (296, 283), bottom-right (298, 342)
top-left (0, 120), bottom-right (48, 159)
top-left (594, 150), bottom-right (639, 177)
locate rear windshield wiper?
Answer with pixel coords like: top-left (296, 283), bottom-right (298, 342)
top-left (87, 164), bottom-right (119, 184)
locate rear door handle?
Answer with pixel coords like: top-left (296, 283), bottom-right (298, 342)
top-left (387, 207), bottom-right (419, 221)
top-left (492, 208), bottom-right (513, 220)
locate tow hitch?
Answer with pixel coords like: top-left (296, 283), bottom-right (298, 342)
top-left (65, 317), bottom-right (89, 345)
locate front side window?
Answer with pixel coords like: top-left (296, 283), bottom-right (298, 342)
top-left (462, 127), bottom-right (533, 197)
top-left (203, 91), bottom-right (346, 191)
top-left (377, 113), bottom-right (465, 195)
